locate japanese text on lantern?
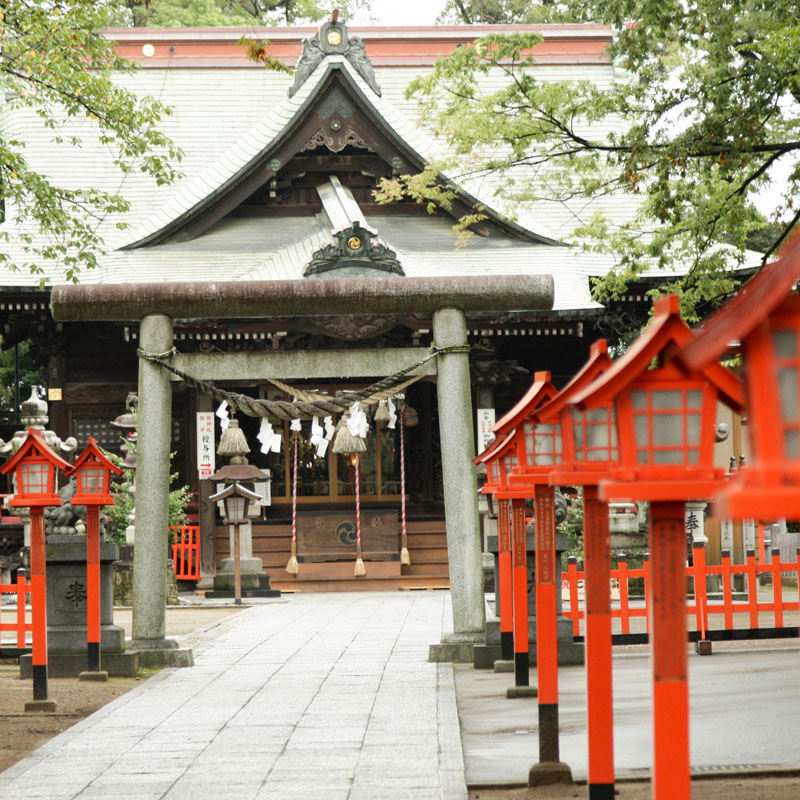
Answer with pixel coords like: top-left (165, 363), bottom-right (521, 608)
top-left (196, 412), bottom-right (216, 478)
top-left (498, 499), bottom-right (511, 553)
top-left (512, 500), bottom-right (526, 565)
top-left (534, 492), bottom-right (556, 584)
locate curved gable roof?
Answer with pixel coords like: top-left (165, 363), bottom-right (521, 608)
top-left (121, 52), bottom-right (562, 250)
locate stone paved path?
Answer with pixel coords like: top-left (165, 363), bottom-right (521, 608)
top-left (0, 592), bottom-right (467, 800)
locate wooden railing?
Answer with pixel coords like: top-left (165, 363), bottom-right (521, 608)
top-left (562, 547), bottom-right (800, 643)
top-left (169, 525), bottom-right (201, 581)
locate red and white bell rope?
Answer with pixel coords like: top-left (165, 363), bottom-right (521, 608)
top-left (285, 432), bottom-right (300, 575)
top-left (354, 453), bottom-right (366, 576)
top-left (399, 409), bottom-right (410, 565)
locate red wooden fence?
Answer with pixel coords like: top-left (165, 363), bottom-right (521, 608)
top-left (562, 547), bottom-right (800, 643)
top-left (0, 568), bottom-right (37, 655)
top-left (169, 525), bottom-right (201, 581)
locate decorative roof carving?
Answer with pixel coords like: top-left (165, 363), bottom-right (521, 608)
top-left (289, 18), bottom-right (381, 98)
top-left (299, 126), bottom-right (370, 154)
top-left (304, 221), bottom-right (404, 278)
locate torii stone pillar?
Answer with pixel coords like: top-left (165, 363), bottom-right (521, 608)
top-left (131, 314), bottom-right (175, 645)
top-left (432, 307), bottom-right (485, 648)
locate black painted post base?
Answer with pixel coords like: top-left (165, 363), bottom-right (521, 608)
top-left (538, 702), bottom-right (560, 763)
top-left (32, 664), bottom-right (48, 701)
top-left (588, 783), bottom-right (616, 799)
top-left (87, 641), bottom-right (101, 672)
top-left (501, 631), bottom-right (514, 661)
top-left (514, 652), bottom-right (529, 686)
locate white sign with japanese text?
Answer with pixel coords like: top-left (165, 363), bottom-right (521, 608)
top-left (197, 412), bottom-right (216, 479)
top-left (477, 408), bottom-right (496, 452)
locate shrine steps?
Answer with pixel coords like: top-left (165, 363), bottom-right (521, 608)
top-left (215, 518), bottom-right (451, 592)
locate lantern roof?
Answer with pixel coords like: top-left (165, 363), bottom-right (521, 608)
top-left (474, 429), bottom-right (516, 469)
top-left (64, 437), bottom-right (122, 479)
top-left (0, 427), bottom-right (71, 475)
top-left (680, 231), bottom-right (800, 373)
top-left (533, 339), bottom-right (612, 423)
top-left (572, 296), bottom-right (745, 412)
top-left (492, 371), bottom-right (558, 434)
top-left (208, 482), bottom-right (262, 504)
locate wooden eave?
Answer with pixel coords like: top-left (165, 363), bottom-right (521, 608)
top-left (572, 296), bottom-right (745, 412)
top-left (65, 438), bottom-right (122, 479)
top-left (532, 339), bottom-right (612, 422)
top-left (492, 371), bottom-right (558, 434)
top-left (680, 232), bottom-right (800, 373)
top-left (0, 428), bottom-right (71, 475)
top-left (124, 61), bottom-right (561, 249)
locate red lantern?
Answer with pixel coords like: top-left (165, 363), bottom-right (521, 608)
top-left (680, 231), bottom-right (800, 519)
top-left (1, 428), bottom-right (71, 507)
top-left (66, 437), bottom-right (121, 507)
top-left (0, 427), bottom-right (71, 707)
top-left (570, 296), bottom-right (744, 800)
top-left (572, 296), bottom-right (744, 501)
top-left (64, 438), bottom-right (121, 676)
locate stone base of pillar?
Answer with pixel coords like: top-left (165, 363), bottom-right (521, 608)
top-left (21, 651), bottom-right (140, 678)
top-left (481, 616), bottom-right (585, 667)
top-left (529, 761), bottom-right (573, 787)
top-left (128, 637), bottom-right (194, 669)
top-left (428, 632), bottom-right (484, 663)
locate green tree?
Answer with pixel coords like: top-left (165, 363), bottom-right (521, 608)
top-left (109, 0), bottom-right (369, 27)
top-left (385, 0), bottom-right (800, 320)
top-left (0, 0), bottom-right (181, 283)
top-left (437, 0), bottom-right (556, 25)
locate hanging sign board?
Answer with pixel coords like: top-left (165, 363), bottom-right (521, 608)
top-left (477, 408), bottom-right (496, 452)
top-left (197, 412), bottom-right (215, 479)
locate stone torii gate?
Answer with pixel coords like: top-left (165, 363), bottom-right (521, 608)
top-left (51, 274), bottom-right (553, 657)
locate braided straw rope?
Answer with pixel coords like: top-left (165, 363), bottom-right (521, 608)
top-left (138, 347), bottom-right (446, 421)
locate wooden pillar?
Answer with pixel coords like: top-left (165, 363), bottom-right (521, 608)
top-left (583, 486), bottom-right (614, 799)
top-left (511, 498), bottom-right (529, 685)
top-left (497, 498), bottom-right (514, 661)
top-left (529, 484), bottom-right (572, 786)
top-left (649, 501), bottom-right (691, 800)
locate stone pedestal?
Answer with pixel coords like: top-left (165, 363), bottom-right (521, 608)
top-left (475, 529), bottom-right (584, 668)
top-left (20, 535), bottom-right (138, 678)
top-left (206, 521), bottom-right (280, 599)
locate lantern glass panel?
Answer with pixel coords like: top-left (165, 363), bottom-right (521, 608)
top-left (777, 367), bottom-right (799, 422)
top-left (79, 466), bottom-right (105, 495)
top-left (532, 422), bottom-right (561, 466)
top-left (490, 462), bottom-right (500, 482)
top-left (571, 406), bottom-right (618, 462)
top-left (631, 387), bottom-right (703, 467)
top-left (772, 328), bottom-right (800, 461)
top-left (786, 430), bottom-right (800, 459)
top-left (523, 421), bottom-right (534, 463)
top-left (19, 462), bottom-right (49, 496)
top-left (225, 495), bottom-right (246, 520)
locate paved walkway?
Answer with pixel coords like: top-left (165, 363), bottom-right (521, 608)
top-left (0, 592), bottom-right (467, 800)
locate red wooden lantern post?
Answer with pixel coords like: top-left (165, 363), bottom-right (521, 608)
top-left (680, 231), bottom-right (800, 520)
top-left (503, 373), bottom-right (583, 784)
top-left (572, 297), bottom-right (744, 800)
top-left (65, 438), bottom-right (122, 678)
top-left (480, 373), bottom-right (558, 693)
top-left (543, 339), bottom-right (617, 800)
top-left (0, 428), bottom-right (71, 709)
top-left (475, 433), bottom-right (518, 665)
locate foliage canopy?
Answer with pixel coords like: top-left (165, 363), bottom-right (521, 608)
top-left (0, 0), bottom-right (182, 283)
top-left (388, 0), bottom-right (800, 320)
